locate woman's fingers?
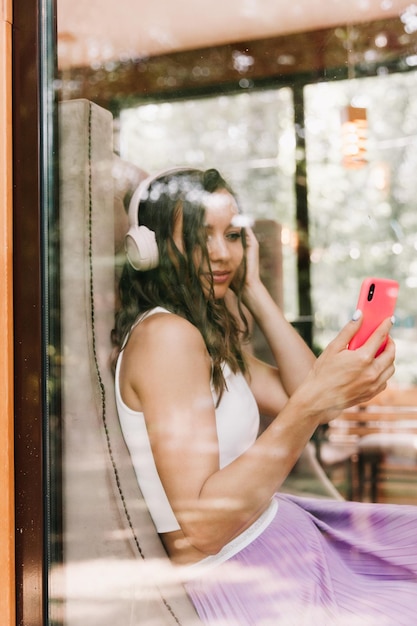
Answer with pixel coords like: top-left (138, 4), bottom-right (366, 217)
top-left (329, 313), bottom-right (394, 358)
top-left (326, 313), bottom-right (366, 353)
top-left (244, 225), bottom-right (258, 246)
top-left (360, 316), bottom-right (395, 359)
top-left (244, 228), bottom-right (259, 271)
top-left (374, 336), bottom-right (396, 383)
top-left (309, 316), bottom-right (396, 419)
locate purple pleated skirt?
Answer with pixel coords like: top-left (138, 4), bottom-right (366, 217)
top-left (183, 493), bottom-right (417, 625)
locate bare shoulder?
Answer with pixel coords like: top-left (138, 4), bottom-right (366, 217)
top-left (120, 311), bottom-right (211, 411)
top-left (123, 311), bottom-right (210, 374)
top-left (128, 311), bottom-right (205, 353)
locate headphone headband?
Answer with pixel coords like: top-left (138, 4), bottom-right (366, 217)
top-left (124, 166), bottom-right (193, 271)
top-left (127, 166), bottom-right (194, 228)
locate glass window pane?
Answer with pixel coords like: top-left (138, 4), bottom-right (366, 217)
top-left (119, 89), bottom-right (298, 315)
top-left (49, 3), bottom-right (417, 624)
top-left (305, 72), bottom-right (417, 385)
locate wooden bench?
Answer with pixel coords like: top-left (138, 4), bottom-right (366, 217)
top-left (328, 397), bottom-right (417, 502)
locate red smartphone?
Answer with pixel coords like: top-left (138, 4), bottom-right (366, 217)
top-left (348, 277), bottom-right (399, 355)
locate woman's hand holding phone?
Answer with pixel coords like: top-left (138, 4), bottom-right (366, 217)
top-left (297, 279), bottom-right (398, 424)
top-left (348, 277), bottom-right (399, 356)
top-left (299, 313), bottom-right (396, 424)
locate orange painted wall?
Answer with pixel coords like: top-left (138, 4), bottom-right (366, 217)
top-left (0, 0), bottom-right (15, 623)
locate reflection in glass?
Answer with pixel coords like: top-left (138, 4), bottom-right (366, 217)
top-left (119, 89), bottom-right (298, 317)
top-left (50, 2), bottom-right (417, 624)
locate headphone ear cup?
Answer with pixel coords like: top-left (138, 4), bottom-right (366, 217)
top-left (124, 224), bottom-right (159, 271)
top-left (125, 166), bottom-right (191, 271)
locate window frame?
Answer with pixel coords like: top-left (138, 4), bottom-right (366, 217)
top-left (13, 0), bottom-right (58, 623)
top-left (12, 4), bottom-right (417, 624)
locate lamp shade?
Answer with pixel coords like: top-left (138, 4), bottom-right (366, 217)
top-left (341, 105), bottom-right (367, 169)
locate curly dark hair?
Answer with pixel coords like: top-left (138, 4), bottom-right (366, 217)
top-left (112, 167), bottom-right (250, 397)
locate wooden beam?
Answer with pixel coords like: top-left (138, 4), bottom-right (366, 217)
top-left (12, 0), bottom-right (46, 623)
top-left (56, 16), bottom-right (417, 111)
top-left (0, 0), bottom-right (15, 623)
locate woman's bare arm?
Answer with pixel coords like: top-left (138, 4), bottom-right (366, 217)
top-left (239, 228), bottom-right (316, 415)
top-left (120, 311), bottom-right (395, 556)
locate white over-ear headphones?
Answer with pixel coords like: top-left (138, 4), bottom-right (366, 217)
top-left (124, 166), bottom-right (192, 271)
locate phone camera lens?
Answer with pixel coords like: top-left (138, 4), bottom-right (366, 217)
top-left (367, 283), bottom-right (375, 301)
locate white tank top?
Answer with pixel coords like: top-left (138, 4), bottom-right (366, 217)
top-left (114, 307), bottom-right (260, 533)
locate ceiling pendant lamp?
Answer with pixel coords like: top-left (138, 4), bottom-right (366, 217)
top-left (341, 104), bottom-right (368, 169)
top-left (340, 24), bottom-right (368, 169)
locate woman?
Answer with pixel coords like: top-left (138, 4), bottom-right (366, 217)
top-left (113, 167), bottom-right (417, 625)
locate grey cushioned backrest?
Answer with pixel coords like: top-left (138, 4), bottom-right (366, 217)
top-left (58, 98), bottom-right (201, 625)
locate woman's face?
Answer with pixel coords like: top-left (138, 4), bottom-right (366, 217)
top-left (201, 189), bottom-right (245, 299)
top-left (172, 188), bottom-right (245, 299)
